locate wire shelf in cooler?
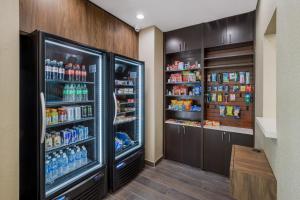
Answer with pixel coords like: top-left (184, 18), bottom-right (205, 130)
top-left (46, 79), bottom-right (94, 85)
top-left (119, 102), bottom-right (136, 105)
top-left (117, 110), bottom-right (136, 115)
top-left (115, 84), bottom-right (136, 87)
top-left (115, 93), bottom-right (136, 96)
top-left (47, 117), bottom-right (94, 128)
top-left (45, 136), bottom-right (96, 153)
top-left (114, 117), bottom-right (137, 125)
top-left (46, 100), bottom-right (94, 107)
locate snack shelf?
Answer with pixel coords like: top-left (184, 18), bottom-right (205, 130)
top-left (47, 117), bottom-right (94, 128)
top-left (204, 52), bottom-right (254, 60)
top-left (46, 100), bottom-right (94, 107)
top-left (165, 68), bottom-right (202, 73)
top-left (166, 81), bottom-right (201, 85)
top-left (45, 136), bottom-right (96, 153)
top-left (204, 62), bottom-right (254, 69)
top-left (46, 80), bottom-right (94, 85)
top-left (166, 109), bottom-right (201, 113)
top-left (165, 120), bottom-right (202, 128)
top-left (165, 95), bottom-right (201, 99)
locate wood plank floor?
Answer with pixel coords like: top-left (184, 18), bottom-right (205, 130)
top-left (104, 159), bottom-right (234, 200)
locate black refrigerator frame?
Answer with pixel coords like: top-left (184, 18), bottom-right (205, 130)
top-left (20, 30), bottom-right (108, 200)
top-left (108, 53), bottom-right (145, 192)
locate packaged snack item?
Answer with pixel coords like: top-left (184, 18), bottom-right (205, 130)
top-left (229, 72), bottom-right (236, 81)
top-left (233, 85), bottom-right (240, 92)
top-left (246, 72), bottom-right (250, 84)
top-left (211, 93), bottom-right (217, 102)
top-left (223, 72), bottom-right (229, 83)
top-left (219, 105), bottom-right (226, 117)
top-left (224, 94), bottom-right (229, 103)
top-left (224, 85), bottom-right (229, 92)
top-left (218, 85), bottom-right (223, 92)
top-left (246, 85), bottom-right (252, 92)
top-left (239, 72), bottom-right (245, 84)
top-left (183, 100), bottom-right (192, 111)
top-left (207, 86), bottom-right (211, 92)
top-left (213, 86), bottom-right (218, 91)
top-left (217, 73), bottom-right (223, 84)
top-left (234, 106), bottom-right (241, 119)
top-left (206, 94), bottom-right (211, 103)
top-left (235, 72), bottom-right (239, 82)
top-left (211, 73), bottom-right (217, 82)
top-left (207, 73), bottom-right (211, 82)
top-left (245, 93), bottom-right (251, 105)
top-left (230, 93), bottom-right (236, 101)
top-left (192, 85), bottom-right (201, 95)
top-left (240, 85), bottom-right (246, 92)
top-left (217, 94), bottom-right (223, 102)
top-left (226, 106), bottom-right (234, 116)
top-left (212, 121), bottom-right (220, 126)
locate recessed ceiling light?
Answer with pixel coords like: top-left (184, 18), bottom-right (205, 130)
top-left (136, 14), bottom-right (144, 20)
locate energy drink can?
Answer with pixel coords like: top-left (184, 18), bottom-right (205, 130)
top-left (81, 106), bottom-right (87, 118)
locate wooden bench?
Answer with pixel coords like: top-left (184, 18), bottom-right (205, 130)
top-left (230, 145), bottom-right (277, 200)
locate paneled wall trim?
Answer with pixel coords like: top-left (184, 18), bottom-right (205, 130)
top-left (20, 0), bottom-right (139, 59)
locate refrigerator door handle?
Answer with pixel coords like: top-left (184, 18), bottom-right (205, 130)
top-left (113, 92), bottom-right (117, 124)
top-left (40, 92), bottom-right (46, 144)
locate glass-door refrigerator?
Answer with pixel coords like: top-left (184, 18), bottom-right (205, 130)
top-left (20, 31), bottom-right (107, 200)
top-left (108, 54), bottom-right (145, 192)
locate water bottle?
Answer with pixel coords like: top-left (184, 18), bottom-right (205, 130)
top-left (68, 150), bottom-right (76, 171)
top-left (71, 84), bottom-right (76, 102)
top-left (51, 158), bottom-right (58, 180)
top-left (75, 84), bottom-right (82, 102)
top-left (61, 153), bottom-right (69, 175)
top-left (81, 146), bottom-right (88, 165)
top-left (45, 159), bottom-right (52, 184)
top-left (82, 84), bottom-right (88, 101)
top-left (75, 147), bottom-right (82, 168)
top-left (56, 154), bottom-right (63, 177)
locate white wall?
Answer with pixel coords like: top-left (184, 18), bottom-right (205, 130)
top-left (256, 0), bottom-right (300, 199)
top-left (139, 26), bottom-right (164, 163)
top-left (0, 1), bottom-right (19, 200)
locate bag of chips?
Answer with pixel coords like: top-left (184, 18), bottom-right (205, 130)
top-left (234, 106), bottom-right (241, 119)
top-left (219, 105), bottom-right (226, 117)
top-left (226, 106), bottom-right (234, 116)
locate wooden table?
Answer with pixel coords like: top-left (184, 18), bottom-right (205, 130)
top-left (230, 145), bottom-right (277, 200)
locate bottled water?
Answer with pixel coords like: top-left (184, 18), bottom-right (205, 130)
top-left (75, 147), bottom-right (82, 168)
top-left (68, 150), bottom-right (76, 171)
top-left (51, 158), bottom-right (58, 180)
top-left (81, 146), bottom-right (88, 165)
top-left (69, 84), bottom-right (75, 102)
top-left (61, 153), bottom-right (69, 175)
top-left (75, 84), bottom-right (82, 102)
top-left (82, 84), bottom-right (88, 101)
top-left (56, 154), bottom-right (63, 177)
top-left (45, 159), bottom-right (52, 184)
top-left (63, 84), bottom-right (69, 102)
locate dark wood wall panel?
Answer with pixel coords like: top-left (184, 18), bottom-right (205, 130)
top-left (20, 0), bottom-right (138, 59)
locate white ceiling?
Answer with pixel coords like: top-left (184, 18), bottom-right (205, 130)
top-left (90, 0), bottom-right (257, 32)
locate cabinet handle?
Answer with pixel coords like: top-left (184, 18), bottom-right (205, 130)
top-left (222, 132), bottom-right (224, 141)
top-left (184, 42), bottom-right (186, 51)
top-left (179, 43), bottom-right (181, 52)
top-left (183, 126), bottom-right (186, 135)
top-left (229, 34), bottom-right (232, 43)
top-left (228, 133), bottom-right (231, 143)
top-left (177, 126), bottom-right (180, 135)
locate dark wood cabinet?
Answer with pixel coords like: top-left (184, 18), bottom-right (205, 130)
top-left (203, 18), bottom-right (227, 48)
top-left (182, 126), bottom-right (202, 167)
top-left (165, 124), bottom-right (202, 168)
top-left (203, 12), bottom-right (255, 47)
top-left (165, 123), bottom-right (182, 162)
top-left (165, 24), bottom-right (202, 54)
top-left (204, 128), bottom-right (253, 176)
top-left (226, 12), bottom-right (254, 44)
top-left (203, 129), bottom-right (226, 175)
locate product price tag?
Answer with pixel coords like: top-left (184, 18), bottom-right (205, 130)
top-left (89, 64), bottom-right (97, 73)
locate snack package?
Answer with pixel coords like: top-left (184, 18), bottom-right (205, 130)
top-left (183, 100), bottom-right (192, 111)
top-left (246, 85), bottom-right (252, 92)
top-left (240, 85), bottom-right (246, 92)
top-left (223, 72), bottom-right (229, 83)
top-left (224, 94), bottom-right (229, 103)
top-left (211, 93), bottom-right (217, 102)
top-left (235, 72), bottom-right (239, 82)
top-left (206, 94), bottom-right (211, 103)
top-left (217, 93), bottom-right (223, 102)
top-left (233, 85), bottom-right (240, 92)
top-left (211, 73), bottom-right (217, 82)
top-left (218, 85), bottom-right (223, 92)
top-left (217, 73), bottom-right (223, 84)
top-left (193, 85), bottom-right (201, 96)
top-left (219, 105), bottom-right (226, 117)
top-left (226, 106), bottom-right (234, 116)
top-left (224, 85), bottom-right (229, 92)
top-left (246, 72), bottom-right (250, 84)
top-left (245, 93), bottom-right (251, 105)
top-left (239, 72), bottom-right (245, 84)
top-left (213, 86), bottom-right (218, 91)
top-left (234, 106), bottom-right (241, 119)
top-left (207, 73), bottom-right (211, 82)
top-left (230, 93), bottom-right (236, 101)
top-left (229, 72), bottom-right (236, 81)
top-left (207, 86), bottom-right (212, 92)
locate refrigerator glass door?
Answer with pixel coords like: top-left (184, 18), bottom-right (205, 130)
top-left (113, 57), bottom-right (143, 160)
top-left (43, 39), bottom-right (104, 197)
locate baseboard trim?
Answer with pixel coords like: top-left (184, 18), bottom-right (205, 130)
top-left (145, 156), bottom-right (164, 167)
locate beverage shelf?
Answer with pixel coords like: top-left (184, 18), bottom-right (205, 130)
top-left (119, 102), bottom-right (136, 105)
top-left (165, 68), bottom-right (201, 73)
top-left (46, 79), bottom-right (94, 84)
top-left (115, 93), bottom-right (136, 96)
top-left (114, 118), bottom-right (136, 125)
top-left (47, 117), bottom-right (94, 129)
top-left (117, 110), bottom-right (136, 115)
top-left (46, 100), bottom-right (94, 107)
top-left (46, 136), bottom-right (96, 153)
top-left (115, 84), bottom-right (136, 87)
top-left (166, 81), bottom-right (201, 85)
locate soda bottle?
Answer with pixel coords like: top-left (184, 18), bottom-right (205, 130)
top-left (70, 64), bottom-right (75, 81)
top-left (81, 146), bottom-right (88, 165)
top-left (45, 59), bottom-right (51, 80)
top-left (81, 65), bottom-right (87, 81)
top-left (58, 61), bottom-right (65, 80)
top-left (51, 60), bottom-right (58, 80)
top-left (61, 153), bottom-right (69, 175)
top-left (45, 159), bottom-right (52, 184)
top-left (48, 60), bottom-right (53, 80)
top-left (75, 147), bottom-right (82, 168)
top-left (75, 64), bottom-right (80, 81)
top-left (65, 64), bottom-right (70, 81)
